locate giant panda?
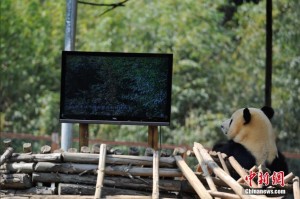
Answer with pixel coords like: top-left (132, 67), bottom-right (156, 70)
top-left (213, 106), bottom-right (288, 179)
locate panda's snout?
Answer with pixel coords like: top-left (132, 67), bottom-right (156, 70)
top-left (221, 122), bottom-right (228, 134)
top-left (221, 124), bottom-right (226, 134)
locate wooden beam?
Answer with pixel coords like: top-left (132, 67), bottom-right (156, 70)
top-left (79, 123), bottom-right (89, 150)
top-left (148, 126), bottom-right (159, 150)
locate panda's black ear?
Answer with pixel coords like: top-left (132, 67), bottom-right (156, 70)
top-left (261, 106), bottom-right (274, 120)
top-left (243, 108), bottom-right (251, 125)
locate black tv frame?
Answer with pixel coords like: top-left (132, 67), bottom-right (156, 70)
top-left (59, 51), bottom-right (173, 126)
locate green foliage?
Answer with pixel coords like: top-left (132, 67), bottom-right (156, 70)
top-left (1, 0), bottom-right (65, 135)
top-left (1, 0), bottom-right (299, 174)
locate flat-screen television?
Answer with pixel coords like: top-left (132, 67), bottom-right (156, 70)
top-left (60, 51), bottom-right (173, 126)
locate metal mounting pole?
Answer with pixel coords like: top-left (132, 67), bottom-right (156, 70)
top-left (61, 0), bottom-right (78, 151)
top-left (265, 0), bottom-right (272, 107)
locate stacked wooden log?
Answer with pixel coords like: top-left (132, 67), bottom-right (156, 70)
top-left (0, 140), bottom-right (299, 199)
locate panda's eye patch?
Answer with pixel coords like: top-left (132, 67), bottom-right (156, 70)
top-left (229, 119), bottom-right (233, 126)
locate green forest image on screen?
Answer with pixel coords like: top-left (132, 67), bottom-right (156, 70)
top-left (62, 54), bottom-right (172, 122)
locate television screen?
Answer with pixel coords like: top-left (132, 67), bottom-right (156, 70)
top-left (60, 51), bottom-right (173, 126)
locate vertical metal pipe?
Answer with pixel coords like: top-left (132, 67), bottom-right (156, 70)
top-left (265, 0), bottom-right (272, 107)
top-left (61, 0), bottom-right (77, 151)
top-left (64, 0), bottom-right (77, 51)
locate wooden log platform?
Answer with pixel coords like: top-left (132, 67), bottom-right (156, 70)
top-left (0, 141), bottom-right (298, 199)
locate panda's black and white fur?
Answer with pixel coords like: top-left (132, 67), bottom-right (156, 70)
top-left (213, 106), bottom-right (288, 179)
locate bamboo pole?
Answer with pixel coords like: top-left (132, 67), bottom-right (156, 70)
top-left (194, 142), bottom-right (254, 199)
top-left (152, 150), bottom-right (159, 199)
top-left (258, 165), bottom-right (264, 188)
top-left (284, 172), bottom-right (295, 184)
top-left (237, 165), bottom-right (258, 183)
top-left (172, 147), bottom-right (186, 156)
top-left (94, 144), bottom-right (107, 199)
top-left (228, 156), bottom-right (258, 188)
top-left (174, 155), bottom-right (212, 199)
top-left (238, 166), bottom-right (258, 184)
top-left (193, 146), bottom-right (218, 195)
top-left (293, 176), bottom-right (300, 199)
top-left (217, 152), bottom-right (230, 175)
top-left (207, 190), bottom-right (240, 199)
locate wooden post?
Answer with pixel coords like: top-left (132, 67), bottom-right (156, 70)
top-left (94, 144), bottom-right (107, 199)
top-left (23, 143), bottom-right (32, 153)
top-left (79, 123), bottom-right (89, 150)
top-left (3, 139), bottom-right (12, 148)
top-left (41, 145), bottom-right (52, 154)
top-left (51, 132), bottom-right (60, 151)
top-left (148, 126), bottom-right (159, 199)
top-left (148, 126), bottom-right (158, 150)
